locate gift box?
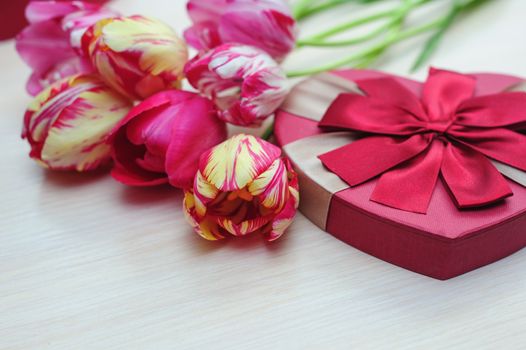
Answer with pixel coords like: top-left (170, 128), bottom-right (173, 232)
top-left (275, 69), bottom-right (526, 280)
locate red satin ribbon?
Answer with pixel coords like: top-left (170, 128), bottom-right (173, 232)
top-left (318, 68), bottom-right (526, 213)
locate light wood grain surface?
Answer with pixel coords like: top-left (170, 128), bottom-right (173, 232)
top-left (2, 1), bottom-right (526, 349)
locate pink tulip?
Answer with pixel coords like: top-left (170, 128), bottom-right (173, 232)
top-left (82, 16), bottom-right (189, 101)
top-left (16, 0), bottom-right (117, 95)
top-left (22, 74), bottom-right (132, 171)
top-left (185, 43), bottom-right (290, 127)
top-left (184, 0), bottom-right (296, 61)
top-left (110, 90), bottom-right (227, 189)
top-left (184, 134), bottom-right (299, 241)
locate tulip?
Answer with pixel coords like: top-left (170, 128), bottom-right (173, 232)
top-left (110, 90), bottom-right (227, 188)
top-left (184, 0), bottom-right (296, 61)
top-left (82, 16), bottom-right (189, 101)
top-left (185, 44), bottom-right (290, 127)
top-left (184, 134), bottom-right (299, 241)
top-left (22, 74), bottom-right (132, 171)
top-left (16, 0), bottom-right (117, 95)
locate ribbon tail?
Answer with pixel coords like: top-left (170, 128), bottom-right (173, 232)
top-left (319, 134), bottom-right (432, 187)
top-left (441, 143), bottom-right (512, 208)
top-left (371, 140), bottom-right (444, 214)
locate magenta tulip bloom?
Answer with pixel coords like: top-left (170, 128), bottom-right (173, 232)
top-left (185, 43), bottom-right (290, 127)
top-left (110, 90), bottom-right (227, 189)
top-left (16, 0), bottom-right (117, 95)
top-left (184, 0), bottom-right (296, 61)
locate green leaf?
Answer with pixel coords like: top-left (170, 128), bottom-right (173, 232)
top-left (410, 0), bottom-right (491, 72)
top-left (410, 7), bottom-right (459, 72)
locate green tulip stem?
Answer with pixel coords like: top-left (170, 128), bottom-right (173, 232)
top-left (286, 15), bottom-right (445, 78)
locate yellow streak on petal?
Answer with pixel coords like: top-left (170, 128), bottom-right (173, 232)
top-left (248, 159), bottom-right (288, 211)
top-left (203, 134), bottom-right (276, 191)
top-left (41, 88), bottom-right (130, 171)
top-left (102, 16), bottom-right (188, 78)
top-left (183, 191), bottom-right (224, 241)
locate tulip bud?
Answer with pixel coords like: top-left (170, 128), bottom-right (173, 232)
top-left (110, 90), bottom-right (227, 188)
top-left (82, 16), bottom-right (189, 101)
top-left (22, 74), bottom-right (132, 171)
top-left (185, 44), bottom-right (290, 127)
top-left (184, 134), bottom-right (299, 241)
top-left (184, 0), bottom-right (297, 61)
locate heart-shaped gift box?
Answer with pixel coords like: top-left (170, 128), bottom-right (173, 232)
top-left (275, 69), bottom-right (526, 280)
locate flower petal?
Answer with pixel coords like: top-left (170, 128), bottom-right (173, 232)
top-left (185, 44), bottom-right (287, 127)
top-left (26, 57), bottom-right (94, 96)
top-left (16, 20), bottom-right (75, 73)
top-left (84, 16), bottom-right (188, 100)
top-left (183, 21), bottom-right (221, 51)
top-left (186, 0), bottom-right (226, 24)
top-left (25, 1), bottom-right (86, 23)
top-left (165, 94), bottom-right (227, 189)
top-left (40, 77), bottom-right (132, 171)
top-left (199, 134), bottom-right (282, 191)
top-left (218, 215), bottom-right (273, 236)
top-left (248, 158), bottom-right (288, 211)
top-left (219, 5), bottom-right (296, 60)
top-left (183, 191), bottom-right (225, 241)
top-left (265, 185), bottom-right (299, 241)
top-left (193, 170), bottom-right (219, 216)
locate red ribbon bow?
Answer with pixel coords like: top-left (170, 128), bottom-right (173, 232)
top-left (318, 68), bottom-right (526, 213)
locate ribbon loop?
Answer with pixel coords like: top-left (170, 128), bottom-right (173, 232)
top-left (318, 68), bottom-right (526, 213)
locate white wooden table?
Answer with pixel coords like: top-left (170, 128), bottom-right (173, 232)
top-left (2, 1), bottom-right (526, 349)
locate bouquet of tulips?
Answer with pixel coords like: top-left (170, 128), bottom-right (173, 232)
top-left (16, 0), bottom-right (489, 242)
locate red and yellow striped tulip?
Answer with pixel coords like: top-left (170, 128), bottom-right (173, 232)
top-left (22, 74), bottom-right (132, 171)
top-left (82, 15), bottom-right (188, 101)
top-left (184, 134), bottom-right (299, 241)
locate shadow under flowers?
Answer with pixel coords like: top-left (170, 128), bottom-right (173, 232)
top-left (183, 223), bottom-right (292, 256)
top-left (118, 183), bottom-right (181, 207)
top-left (43, 166), bottom-right (111, 188)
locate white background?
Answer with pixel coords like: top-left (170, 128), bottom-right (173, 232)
top-left (1, 0), bottom-right (526, 349)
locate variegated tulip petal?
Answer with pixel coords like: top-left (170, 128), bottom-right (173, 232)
top-left (240, 67), bottom-right (289, 122)
top-left (200, 134), bottom-right (282, 191)
top-left (184, 191), bottom-right (225, 241)
top-left (248, 159), bottom-right (288, 211)
top-left (185, 44), bottom-right (288, 127)
top-left (62, 7), bottom-right (118, 49)
top-left (218, 215), bottom-right (273, 237)
top-left (84, 16), bottom-right (188, 100)
top-left (23, 76), bottom-right (95, 160)
top-left (264, 185), bottom-right (299, 242)
top-left (193, 171), bottom-right (219, 217)
top-left (40, 82), bottom-right (131, 171)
